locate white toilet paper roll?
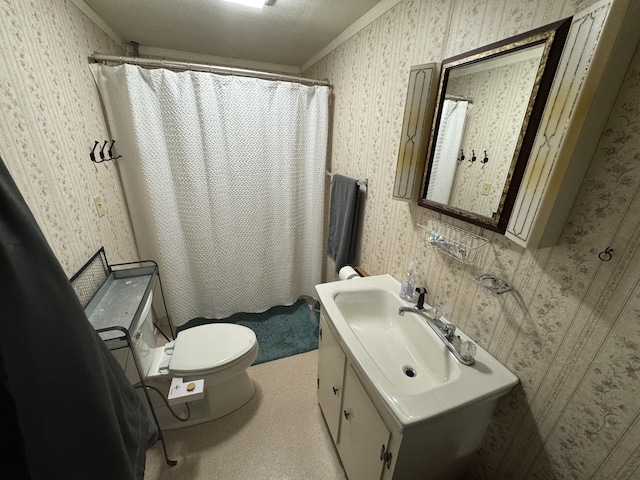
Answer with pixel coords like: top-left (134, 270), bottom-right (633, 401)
top-left (339, 266), bottom-right (360, 280)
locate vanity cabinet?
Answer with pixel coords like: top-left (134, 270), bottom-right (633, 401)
top-left (317, 314), bottom-right (393, 480)
top-left (317, 314), bottom-right (346, 442)
top-left (339, 364), bottom-right (391, 480)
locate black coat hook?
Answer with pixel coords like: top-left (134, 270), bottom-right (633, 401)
top-left (481, 151), bottom-right (489, 165)
top-left (99, 140), bottom-right (108, 161)
top-left (469, 150), bottom-right (476, 163)
top-left (107, 140), bottom-right (122, 160)
top-left (459, 149), bottom-right (465, 162)
top-left (90, 141), bottom-right (99, 163)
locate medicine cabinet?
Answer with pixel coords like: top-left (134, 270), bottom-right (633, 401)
top-left (419, 18), bottom-right (570, 233)
top-left (418, 0), bottom-right (640, 248)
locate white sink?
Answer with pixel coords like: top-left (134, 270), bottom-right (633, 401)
top-left (316, 274), bottom-right (519, 427)
top-left (333, 288), bottom-right (456, 394)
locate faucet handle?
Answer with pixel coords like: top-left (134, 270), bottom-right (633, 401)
top-left (459, 341), bottom-right (476, 362)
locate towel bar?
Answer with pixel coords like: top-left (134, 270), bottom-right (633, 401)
top-left (325, 171), bottom-right (368, 188)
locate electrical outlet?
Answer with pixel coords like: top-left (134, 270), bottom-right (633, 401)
top-left (93, 195), bottom-right (106, 217)
top-left (481, 183), bottom-right (491, 196)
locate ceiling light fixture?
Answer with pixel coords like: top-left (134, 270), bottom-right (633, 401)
top-left (223, 0), bottom-right (272, 8)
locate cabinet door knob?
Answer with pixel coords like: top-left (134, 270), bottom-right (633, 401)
top-left (332, 386), bottom-right (339, 395)
top-left (343, 410), bottom-right (351, 420)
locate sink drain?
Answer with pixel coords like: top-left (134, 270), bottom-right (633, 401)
top-left (403, 366), bottom-right (417, 378)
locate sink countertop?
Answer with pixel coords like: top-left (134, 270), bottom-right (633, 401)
top-left (315, 274), bottom-right (519, 428)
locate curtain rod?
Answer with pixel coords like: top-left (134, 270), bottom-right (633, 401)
top-left (90, 53), bottom-right (332, 88)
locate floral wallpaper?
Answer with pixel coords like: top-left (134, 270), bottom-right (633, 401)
top-left (306, 0), bottom-right (640, 478)
top-left (0, 0), bottom-right (138, 276)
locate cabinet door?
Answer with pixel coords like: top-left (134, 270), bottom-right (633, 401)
top-left (338, 364), bottom-right (391, 480)
top-left (505, 0), bottom-right (640, 248)
top-left (317, 314), bottom-right (346, 443)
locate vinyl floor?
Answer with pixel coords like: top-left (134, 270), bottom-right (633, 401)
top-left (144, 350), bottom-right (347, 480)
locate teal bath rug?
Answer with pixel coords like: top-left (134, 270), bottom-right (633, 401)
top-left (178, 299), bottom-right (319, 365)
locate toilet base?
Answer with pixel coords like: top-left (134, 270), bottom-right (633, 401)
top-left (145, 371), bottom-right (256, 430)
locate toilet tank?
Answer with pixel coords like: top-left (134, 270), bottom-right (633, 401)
top-left (109, 290), bottom-right (157, 383)
top-left (130, 291), bottom-right (157, 378)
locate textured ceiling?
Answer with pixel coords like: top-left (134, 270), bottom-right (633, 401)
top-left (83, 0), bottom-right (383, 68)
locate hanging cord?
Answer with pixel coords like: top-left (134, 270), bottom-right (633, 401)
top-left (134, 384), bottom-right (191, 422)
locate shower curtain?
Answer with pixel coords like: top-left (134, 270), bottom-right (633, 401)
top-left (426, 99), bottom-right (469, 204)
top-left (91, 64), bottom-right (329, 326)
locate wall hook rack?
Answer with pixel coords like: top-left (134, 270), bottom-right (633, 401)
top-left (90, 140), bottom-right (122, 163)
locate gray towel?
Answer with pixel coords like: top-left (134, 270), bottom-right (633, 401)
top-left (327, 174), bottom-right (360, 272)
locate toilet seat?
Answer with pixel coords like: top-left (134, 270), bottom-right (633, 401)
top-left (169, 324), bottom-right (257, 375)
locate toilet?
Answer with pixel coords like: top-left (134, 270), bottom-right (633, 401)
top-left (121, 291), bottom-right (258, 430)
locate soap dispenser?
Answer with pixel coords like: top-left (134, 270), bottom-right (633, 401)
top-left (400, 263), bottom-right (415, 302)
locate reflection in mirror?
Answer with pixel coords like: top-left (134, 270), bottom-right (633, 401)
top-left (430, 46), bottom-right (544, 216)
top-left (419, 18), bottom-right (571, 233)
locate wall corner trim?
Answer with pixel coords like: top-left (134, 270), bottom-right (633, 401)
top-left (68, 0), bottom-right (125, 48)
top-left (301, 0), bottom-right (404, 72)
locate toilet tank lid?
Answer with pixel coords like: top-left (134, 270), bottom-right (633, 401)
top-left (170, 323), bottom-right (257, 373)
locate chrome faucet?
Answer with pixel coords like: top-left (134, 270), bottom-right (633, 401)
top-left (399, 291), bottom-right (476, 365)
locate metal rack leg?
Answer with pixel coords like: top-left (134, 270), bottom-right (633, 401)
top-left (119, 329), bottom-right (177, 466)
top-left (139, 380), bottom-right (178, 466)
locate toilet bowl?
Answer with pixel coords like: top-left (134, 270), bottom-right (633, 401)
top-left (122, 292), bottom-right (258, 430)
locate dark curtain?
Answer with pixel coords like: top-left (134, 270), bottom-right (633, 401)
top-left (0, 157), bottom-right (158, 480)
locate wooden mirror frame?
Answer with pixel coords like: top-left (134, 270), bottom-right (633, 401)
top-left (418, 18), bottom-right (571, 233)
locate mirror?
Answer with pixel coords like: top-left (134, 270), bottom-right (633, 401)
top-left (419, 18), bottom-right (571, 233)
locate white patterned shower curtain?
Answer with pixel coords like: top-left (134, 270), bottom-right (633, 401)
top-left (426, 99), bottom-right (469, 204)
top-left (91, 64), bottom-right (329, 326)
